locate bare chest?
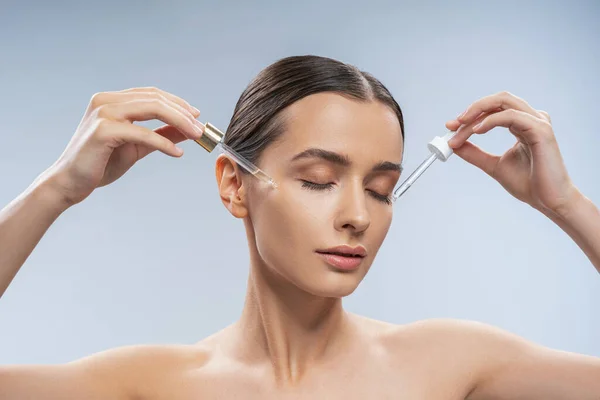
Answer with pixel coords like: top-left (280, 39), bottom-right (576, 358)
top-left (146, 360), bottom-right (471, 400)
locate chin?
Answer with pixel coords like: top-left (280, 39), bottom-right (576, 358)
top-left (305, 282), bottom-right (361, 298)
top-left (296, 267), bottom-right (369, 298)
top-left (316, 286), bottom-right (361, 299)
top-left (261, 251), bottom-right (372, 298)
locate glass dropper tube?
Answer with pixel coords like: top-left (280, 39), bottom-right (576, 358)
top-left (193, 122), bottom-right (277, 189)
top-left (392, 153), bottom-right (437, 201)
top-left (392, 130), bottom-right (458, 202)
top-left (218, 143), bottom-right (278, 188)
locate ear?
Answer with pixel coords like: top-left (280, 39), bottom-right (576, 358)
top-left (215, 154), bottom-right (249, 219)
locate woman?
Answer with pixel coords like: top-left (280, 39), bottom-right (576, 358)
top-left (1, 55), bottom-right (599, 399)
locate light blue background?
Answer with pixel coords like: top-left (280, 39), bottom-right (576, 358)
top-left (1, 0), bottom-right (598, 364)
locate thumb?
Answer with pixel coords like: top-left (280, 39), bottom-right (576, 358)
top-left (453, 141), bottom-right (500, 178)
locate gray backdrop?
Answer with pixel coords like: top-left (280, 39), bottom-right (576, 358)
top-left (1, 0), bottom-right (599, 364)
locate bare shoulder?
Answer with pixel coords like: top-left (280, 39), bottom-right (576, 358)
top-left (0, 343), bottom-right (212, 400)
top-left (374, 317), bottom-right (527, 346)
top-left (96, 343), bottom-right (212, 398)
top-left (398, 317), bottom-right (524, 343)
top-left (347, 315), bottom-right (509, 398)
top-left (351, 316), bottom-right (530, 395)
top-left (347, 314), bottom-right (495, 361)
top-left (378, 317), bottom-right (534, 364)
top-left (349, 313), bottom-right (504, 340)
top-left (71, 343), bottom-right (213, 399)
top-left (375, 317), bottom-right (600, 399)
top-left (392, 317), bottom-right (563, 367)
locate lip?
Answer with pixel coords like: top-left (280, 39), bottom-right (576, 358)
top-left (316, 245), bottom-right (367, 257)
top-left (317, 253), bottom-right (364, 270)
top-left (315, 245), bottom-right (367, 271)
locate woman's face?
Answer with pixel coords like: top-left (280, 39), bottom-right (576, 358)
top-left (242, 92), bottom-right (404, 298)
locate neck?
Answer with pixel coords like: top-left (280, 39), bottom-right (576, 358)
top-left (232, 253), bottom-right (351, 385)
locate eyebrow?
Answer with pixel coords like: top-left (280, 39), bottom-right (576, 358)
top-left (291, 148), bottom-right (403, 174)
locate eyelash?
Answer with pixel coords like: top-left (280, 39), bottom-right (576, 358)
top-left (300, 181), bottom-right (392, 205)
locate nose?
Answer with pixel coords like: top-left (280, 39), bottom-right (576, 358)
top-left (333, 182), bottom-right (371, 234)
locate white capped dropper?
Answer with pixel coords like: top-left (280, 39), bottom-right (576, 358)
top-left (392, 130), bottom-right (458, 201)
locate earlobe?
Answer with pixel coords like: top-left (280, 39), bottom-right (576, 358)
top-left (215, 155), bottom-right (249, 218)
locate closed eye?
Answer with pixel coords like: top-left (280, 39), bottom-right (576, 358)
top-left (300, 180), bottom-right (392, 205)
top-left (368, 190), bottom-right (392, 205)
top-left (301, 180), bottom-right (335, 191)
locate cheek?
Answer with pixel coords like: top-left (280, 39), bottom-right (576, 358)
top-left (248, 181), bottom-right (326, 269)
top-left (247, 180), bottom-right (393, 272)
top-left (371, 211), bottom-right (393, 251)
top-left (261, 178), bottom-right (333, 226)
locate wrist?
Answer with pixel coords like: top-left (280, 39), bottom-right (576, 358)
top-left (542, 187), bottom-right (596, 228)
top-left (30, 168), bottom-right (76, 214)
top-left (540, 188), bottom-right (600, 273)
top-left (552, 188), bottom-right (587, 221)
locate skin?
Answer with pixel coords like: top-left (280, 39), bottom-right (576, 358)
top-left (0, 88), bottom-right (599, 399)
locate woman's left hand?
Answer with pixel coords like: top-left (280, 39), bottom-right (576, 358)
top-left (445, 91), bottom-right (580, 217)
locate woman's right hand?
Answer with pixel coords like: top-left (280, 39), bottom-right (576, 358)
top-left (44, 87), bottom-right (205, 205)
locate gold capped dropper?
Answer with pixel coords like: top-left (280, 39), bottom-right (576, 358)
top-left (193, 122), bottom-right (277, 188)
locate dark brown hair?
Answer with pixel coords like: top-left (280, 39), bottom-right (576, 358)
top-left (224, 55), bottom-right (404, 167)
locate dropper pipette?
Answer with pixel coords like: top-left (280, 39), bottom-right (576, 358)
top-left (193, 122), bottom-right (277, 188)
top-left (392, 130), bottom-right (458, 201)
top-left (219, 142), bottom-right (277, 188)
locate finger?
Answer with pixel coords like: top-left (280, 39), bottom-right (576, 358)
top-left (453, 141), bottom-right (500, 178)
top-left (118, 87), bottom-right (201, 117)
top-left (97, 98), bottom-right (205, 141)
top-left (447, 107), bottom-right (503, 138)
top-left (470, 109), bottom-right (554, 145)
top-left (90, 91), bottom-right (200, 126)
top-left (136, 125), bottom-right (188, 159)
top-left (154, 124), bottom-right (188, 144)
top-left (457, 91), bottom-right (540, 125)
top-left (97, 119), bottom-right (183, 157)
top-left (445, 120), bottom-right (461, 131)
top-left (448, 111), bottom-right (495, 148)
top-left (537, 109), bottom-right (552, 123)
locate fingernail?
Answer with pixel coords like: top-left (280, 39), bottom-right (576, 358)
top-left (193, 118), bottom-right (205, 130)
top-left (457, 110), bottom-right (467, 121)
top-left (192, 123), bottom-right (204, 137)
top-left (176, 146), bottom-right (184, 155)
top-left (472, 122), bottom-right (482, 131)
top-left (191, 106), bottom-right (200, 115)
top-left (193, 118), bottom-right (204, 129)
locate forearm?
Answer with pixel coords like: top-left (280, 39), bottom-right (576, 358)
top-left (0, 170), bottom-right (71, 298)
top-left (544, 190), bottom-right (600, 274)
